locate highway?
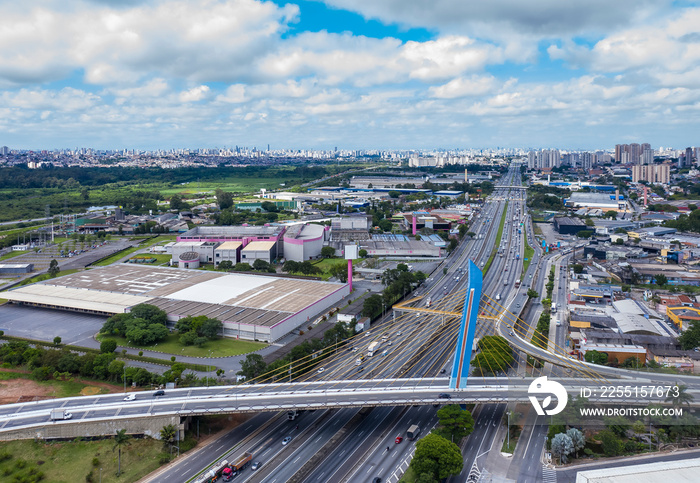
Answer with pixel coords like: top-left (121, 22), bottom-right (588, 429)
top-left (9, 164), bottom-right (681, 483)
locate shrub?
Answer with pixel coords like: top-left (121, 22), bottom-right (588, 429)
top-left (92, 457), bottom-right (100, 467)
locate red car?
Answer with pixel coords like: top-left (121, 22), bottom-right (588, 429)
top-left (395, 436), bottom-right (403, 444)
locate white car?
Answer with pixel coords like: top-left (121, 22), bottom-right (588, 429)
top-left (317, 367), bottom-right (325, 374)
top-left (123, 393), bottom-right (136, 401)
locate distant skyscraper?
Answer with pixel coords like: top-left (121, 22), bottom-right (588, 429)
top-left (642, 149), bottom-right (654, 165)
top-left (686, 147), bottom-right (693, 166)
top-left (0, 146), bottom-right (8, 155)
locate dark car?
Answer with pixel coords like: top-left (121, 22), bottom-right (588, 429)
top-left (153, 390), bottom-right (165, 397)
top-left (438, 393), bottom-right (451, 399)
top-left (251, 461), bottom-right (261, 471)
top-left (372, 478), bottom-right (382, 483)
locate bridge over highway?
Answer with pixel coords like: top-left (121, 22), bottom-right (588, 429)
top-left (1, 258), bottom-right (698, 442)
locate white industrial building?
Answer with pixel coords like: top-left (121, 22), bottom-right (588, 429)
top-left (3, 265), bottom-right (350, 342)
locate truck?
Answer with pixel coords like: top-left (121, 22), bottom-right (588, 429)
top-left (222, 452), bottom-right (253, 480)
top-left (407, 424), bottom-right (421, 441)
top-left (552, 303), bottom-right (557, 313)
top-left (50, 409), bottom-right (72, 421)
top-left (288, 410), bottom-right (303, 420)
top-left (514, 279), bottom-right (521, 288)
top-left (426, 296), bottom-right (432, 307)
top-left (368, 341), bottom-right (381, 357)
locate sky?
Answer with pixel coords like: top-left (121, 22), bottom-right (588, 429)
top-left (1, 0), bottom-right (700, 151)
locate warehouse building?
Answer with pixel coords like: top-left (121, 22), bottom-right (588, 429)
top-left (214, 241), bottom-right (242, 266)
top-left (3, 265), bottom-right (349, 342)
top-left (553, 217), bottom-right (587, 235)
top-left (0, 263), bottom-right (34, 275)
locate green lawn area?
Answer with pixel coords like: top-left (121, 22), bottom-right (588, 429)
top-left (127, 254), bottom-right (172, 266)
top-left (97, 333), bottom-right (267, 357)
top-left (159, 177), bottom-right (298, 195)
top-left (92, 246), bottom-right (143, 266)
top-left (399, 465), bottom-right (417, 482)
top-left (0, 437), bottom-right (167, 483)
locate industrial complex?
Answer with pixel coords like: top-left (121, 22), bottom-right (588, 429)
top-left (3, 264), bottom-right (350, 342)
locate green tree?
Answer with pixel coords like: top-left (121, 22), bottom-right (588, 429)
top-left (362, 294), bottom-right (383, 318)
top-left (654, 274), bottom-right (668, 286)
top-left (378, 219), bottom-right (393, 232)
top-left (435, 405), bottom-right (474, 442)
top-left (584, 350), bottom-right (608, 365)
top-left (527, 289), bottom-right (539, 299)
top-left (410, 433), bottom-right (463, 481)
top-left (218, 260), bottom-right (233, 271)
top-left (321, 246), bottom-right (336, 258)
top-left (358, 249), bottom-right (368, 258)
top-left (599, 430), bottom-right (623, 456)
top-left (48, 259), bottom-right (60, 277)
top-left (53, 336), bottom-right (62, 346)
top-left (129, 304), bottom-right (167, 325)
top-left (160, 424), bottom-right (176, 449)
top-left (238, 354), bottom-right (267, 380)
top-left (252, 259), bottom-right (272, 272)
top-left (215, 189), bottom-right (234, 210)
top-left (388, 190), bottom-right (401, 198)
top-left (605, 210), bottom-right (618, 219)
top-left (282, 260), bottom-right (300, 273)
top-left (113, 429), bottom-right (131, 476)
top-left (169, 194), bottom-right (185, 211)
top-left (100, 339), bottom-right (117, 354)
top-left (679, 320), bottom-right (700, 349)
top-left (233, 262), bottom-right (253, 271)
top-left (573, 264), bottom-right (584, 274)
top-left (200, 318), bottom-right (223, 340)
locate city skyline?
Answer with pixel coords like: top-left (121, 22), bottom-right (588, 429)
top-left (1, 0), bottom-right (699, 150)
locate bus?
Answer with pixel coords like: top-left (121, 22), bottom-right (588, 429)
top-left (514, 279), bottom-right (521, 288)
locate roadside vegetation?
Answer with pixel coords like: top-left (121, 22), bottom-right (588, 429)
top-left (483, 201), bottom-right (508, 274)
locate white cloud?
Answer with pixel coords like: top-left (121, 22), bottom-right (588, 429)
top-left (429, 75), bottom-right (499, 98)
top-left (179, 85), bottom-right (210, 102)
top-left (0, 0), bottom-right (299, 86)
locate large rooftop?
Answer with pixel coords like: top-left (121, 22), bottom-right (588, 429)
top-left (5, 264), bottom-right (344, 328)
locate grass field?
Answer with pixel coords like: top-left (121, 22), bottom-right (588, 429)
top-left (127, 254), bottom-right (172, 266)
top-left (0, 437), bottom-right (167, 483)
top-left (92, 246), bottom-right (143, 266)
top-left (97, 333), bottom-right (267, 357)
top-left (159, 177), bottom-right (295, 195)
